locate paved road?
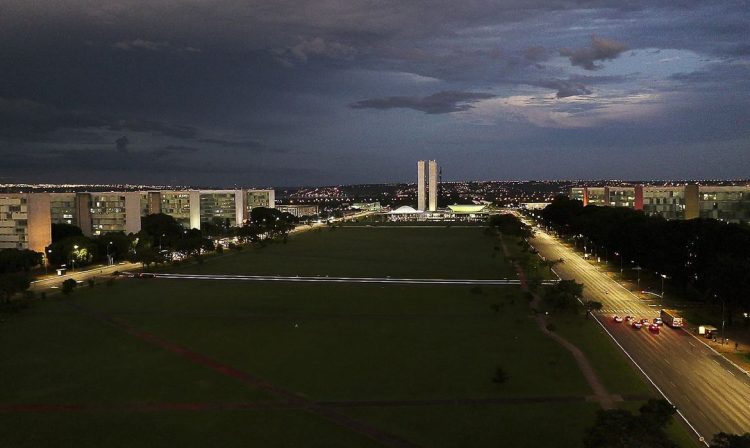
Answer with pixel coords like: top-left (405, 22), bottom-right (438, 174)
top-left (528, 227), bottom-right (750, 444)
top-left (30, 262), bottom-right (140, 293)
top-left (137, 272), bottom-right (558, 286)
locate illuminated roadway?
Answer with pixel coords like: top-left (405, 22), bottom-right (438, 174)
top-left (529, 227), bottom-right (750, 444)
top-left (139, 273), bottom-right (558, 286)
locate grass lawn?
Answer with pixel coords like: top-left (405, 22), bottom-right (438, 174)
top-left (0, 410), bottom-right (382, 448)
top-left (173, 226), bottom-right (514, 279)
top-left (73, 280), bottom-right (590, 401)
top-left (344, 402), bottom-right (601, 448)
top-left (0, 226), bottom-right (693, 447)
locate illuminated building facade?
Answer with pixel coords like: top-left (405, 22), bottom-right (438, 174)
top-left (276, 204), bottom-right (318, 217)
top-left (0, 193), bottom-right (51, 252)
top-left (571, 184), bottom-right (750, 224)
top-left (417, 160), bottom-right (439, 212)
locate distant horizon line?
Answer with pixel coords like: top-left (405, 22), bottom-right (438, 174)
top-left (2, 178), bottom-right (750, 191)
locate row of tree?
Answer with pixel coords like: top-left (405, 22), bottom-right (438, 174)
top-left (46, 207), bottom-right (298, 269)
top-left (540, 197), bottom-right (750, 321)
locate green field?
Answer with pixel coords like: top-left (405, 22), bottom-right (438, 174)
top-left (174, 227), bottom-right (514, 279)
top-left (0, 227), bottom-right (689, 447)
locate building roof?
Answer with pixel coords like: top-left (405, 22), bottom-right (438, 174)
top-left (390, 205), bottom-right (422, 214)
top-left (447, 204), bottom-right (487, 214)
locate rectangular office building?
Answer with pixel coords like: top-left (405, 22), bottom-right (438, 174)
top-left (276, 204), bottom-right (318, 218)
top-left (86, 192), bottom-right (141, 236)
top-left (642, 187), bottom-right (687, 220)
top-left (49, 192), bottom-right (79, 226)
top-left (698, 186), bottom-right (750, 223)
top-left (199, 190), bottom-right (244, 227)
top-left (246, 189), bottom-right (275, 210)
top-left (0, 193), bottom-right (51, 253)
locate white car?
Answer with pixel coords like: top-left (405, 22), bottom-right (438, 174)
top-left (612, 315), bottom-right (624, 323)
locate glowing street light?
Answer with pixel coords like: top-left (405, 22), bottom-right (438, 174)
top-left (71, 244), bottom-right (79, 272)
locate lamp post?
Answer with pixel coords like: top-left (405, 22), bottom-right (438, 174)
top-left (721, 295), bottom-right (726, 345)
top-left (660, 273), bottom-right (668, 298)
top-left (107, 241), bottom-right (113, 266)
top-left (632, 262), bottom-right (641, 290)
top-left (614, 252), bottom-right (623, 273)
top-left (72, 245), bottom-right (79, 272)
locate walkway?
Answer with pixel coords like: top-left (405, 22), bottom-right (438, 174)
top-left (499, 236), bottom-right (617, 410)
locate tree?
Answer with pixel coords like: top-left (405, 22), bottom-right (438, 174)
top-left (710, 433), bottom-right (750, 448)
top-left (583, 399), bottom-right (676, 448)
top-left (132, 247), bottom-right (163, 269)
top-left (488, 214), bottom-right (532, 238)
top-left (45, 236), bottom-right (97, 267)
top-left (140, 213), bottom-right (184, 249)
top-left (61, 278), bottom-right (77, 295)
top-left (51, 223), bottom-right (83, 242)
top-left (0, 273), bottom-right (31, 303)
top-left (585, 300), bottom-right (604, 311)
top-left (0, 249), bottom-right (43, 274)
top-left (543, 280), bottom-right (584, 312)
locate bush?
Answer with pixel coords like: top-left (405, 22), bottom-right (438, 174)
top-left (61, 278), bottom-right (77, 295)
top-left (492, 366), bottom-right (508, 385)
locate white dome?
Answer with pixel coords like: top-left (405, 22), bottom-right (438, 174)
top-left (390, 205), bottom-right (420, 214)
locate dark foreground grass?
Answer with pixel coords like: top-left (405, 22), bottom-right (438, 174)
top-left (0, 227), bottom-right (696, 447)
top-left (0, 410), bottom-right (382, 448)
top-left (174, 226), bottom-right (514, 279)
top-left (344, 402), bottom-right (601, 448)
top-left (73, 280), bottom-right (590, 401)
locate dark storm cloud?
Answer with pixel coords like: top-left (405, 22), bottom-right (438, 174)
top-left (113, 39), bottom-right (201, 53)
top-left (560, 36), bottom-right (628, 70)
top-left (115, 136), bottom-right (129, 153)
top-left (538, 80), bottom-right (592, 98)
top-left (0, 97), bottom-right (197, 141)
top-left (197, 138), bottom-right (264, 149)
top-left (0, 0), bottom-right (749, 184)
top-left (162, 144), bottom-right (200, 153)
top-left (350, 91), bottom-right (496, 114)
top-left (522, 46), bottom-right (549, 63)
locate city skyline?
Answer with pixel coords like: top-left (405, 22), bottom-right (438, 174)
top-left (1, 1), bottom-right (749, 185)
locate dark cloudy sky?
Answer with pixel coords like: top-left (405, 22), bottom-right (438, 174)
top-left (1, 1), bottom-right (749, 186)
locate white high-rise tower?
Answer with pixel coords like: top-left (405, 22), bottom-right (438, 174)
top-left (417, 160), bottom-right (439, 212)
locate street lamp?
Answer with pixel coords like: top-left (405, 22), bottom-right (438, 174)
top-left (716, 294), bottom-right (726, 345)
top-left (659, 273), bottom-right (668, 298)
top-left (614, 252), bottom-right (623, 274)
top-left (107, 241), bottom-right (113, 266)
top-left (631, 262), bottom-right (642, 290)
top-left (72, 245), bottom-right (79, 272)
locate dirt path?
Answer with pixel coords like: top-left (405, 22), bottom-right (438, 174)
top-left (500, 236), bottom-right (616, 410)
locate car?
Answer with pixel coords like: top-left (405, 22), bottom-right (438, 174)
top-left (612, 315), bottom-right (623, 323)
top-left (653, 317), bottom-right (663, 326)
top-left (640, 318), bottom-right (650, 325)
top-left (649, 323), bottom-right (660, 333)
top-left (137, 273), bottom-right (156, 279)
top-left (625, 315), bottom-right (634, 322)
top-left (632, 321), bottom-right (643, 329)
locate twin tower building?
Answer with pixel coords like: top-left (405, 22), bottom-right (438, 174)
top-left (417, 160), bottom-right (439, 212)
